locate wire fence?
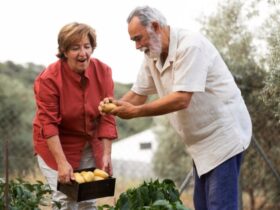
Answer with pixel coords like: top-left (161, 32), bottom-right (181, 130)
top-left (0, 108), bottom-right (36, 178)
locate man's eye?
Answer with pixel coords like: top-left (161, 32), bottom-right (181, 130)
top-left (132, 35), bottom-right (142, 42)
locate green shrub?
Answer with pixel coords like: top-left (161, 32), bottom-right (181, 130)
top-left (98, 179), bottom-right (191, 210)
top-left (0, 178), bottom-right (53, 210)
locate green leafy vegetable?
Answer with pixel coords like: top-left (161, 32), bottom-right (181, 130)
top-left (98, 179), bottom-right (191, 210)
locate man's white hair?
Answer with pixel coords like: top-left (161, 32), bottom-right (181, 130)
top-left (127, 6), bottom-right (168, 27)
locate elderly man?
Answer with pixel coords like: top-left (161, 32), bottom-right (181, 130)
top-left (100, 6), bottom-right (252, 210)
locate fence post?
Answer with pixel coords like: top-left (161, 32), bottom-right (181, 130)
top-left (179, 168), bottom-right (193, 195)
top-left (4, 134), bottom-right (9, 210)
top-left (252, 135), bottom-right (280, 185)
top-left (239, 172), bottom-right (243, 210)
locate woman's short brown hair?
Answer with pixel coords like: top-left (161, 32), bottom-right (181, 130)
top-left (56, 22), bottom-right (97, 59)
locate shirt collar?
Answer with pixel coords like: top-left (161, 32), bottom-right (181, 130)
top-left (62, 59), bottom-right (92, 82)
top-left (168, 26), bottom-right (177, 62)
top-left (152, 27), bottom-right (177, 72)
top-left (152, 26), bottom-right (177, 62)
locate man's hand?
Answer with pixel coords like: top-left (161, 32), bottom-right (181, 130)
top-left (98, 97), bottom-right (117, 115)
top-left (110, 100), bottom-right (139, 119)
top-left (99, 98), bottom-right (139, 119)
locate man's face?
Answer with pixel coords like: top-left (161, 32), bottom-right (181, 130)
top-left (128, 17), bottom-right (162, 58)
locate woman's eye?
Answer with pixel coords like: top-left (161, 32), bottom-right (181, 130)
top-left (70, 46), bottom-right (80, 51)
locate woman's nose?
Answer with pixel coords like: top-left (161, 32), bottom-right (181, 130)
top-left (78, 47), bottom-right (87, 55)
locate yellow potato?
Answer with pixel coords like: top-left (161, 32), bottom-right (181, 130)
top-left (74, 172), bottom-right (86, 184)
top-left (87, 171), bottom-right (95, 181)
top-left (93, 168), bottom-right (109, 179)
top-left (93, 176), bottom-right (105, 181)
top-left (102, 103), bottom-right (117, 113)
top-left (80, 171), bottom-right (95, 182)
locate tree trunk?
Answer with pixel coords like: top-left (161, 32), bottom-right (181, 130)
top-left (248, 188), bottom-right (255, 210)
top-left (238, 175), bottom-right (243, 210)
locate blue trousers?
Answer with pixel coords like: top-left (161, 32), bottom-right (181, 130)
top-left (193, 153), bottom-right (243, 210)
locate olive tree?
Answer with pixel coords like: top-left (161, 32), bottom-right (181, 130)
top-left (262, 1), bottom-right (280, 122)
top-left (200, 0), bottom-right (280, 209)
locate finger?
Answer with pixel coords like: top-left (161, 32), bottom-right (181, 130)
top-left (59, 176), bottom-right (67, 183)
top-left (108, 98), bottom-right (114, 103)
top-left (104, 97), bottom-right (111, 103)
top-left (99, 101), bottom-right (105, 107)
top-left (98, 105), bottom-right (103, 112)
top-left (110, 109), bottom-right (118, 116)
top-left (107, 164), bottom-right (113, 176)
top-left (112, 99), bottom-right (119, 105)
top-left (70, 173), bottom-right (75, 181)
top-left (98, 104), bottom-right (107, 115)
top-left (103, 164), bottom-right (112, 176)
top-left (65, 177), bottom-right (70, 183)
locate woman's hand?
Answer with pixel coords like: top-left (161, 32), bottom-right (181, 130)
top-left (57, 161), bottom-right (74, 184)
top-left (102, 153), bottom-right (113, 177)
top-left (101, 138), bottom-right (113, 176)
top-left (46, 135), bottom-right (74, 184)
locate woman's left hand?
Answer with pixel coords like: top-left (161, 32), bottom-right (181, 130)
top-left (102, 154), bottom-right (113, 176)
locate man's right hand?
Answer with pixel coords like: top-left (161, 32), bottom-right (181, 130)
top-left (98, 97), bottom-right (117, 115)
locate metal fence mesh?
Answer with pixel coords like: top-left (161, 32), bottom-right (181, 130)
top-left (0, 107), bottom-right (36, 178)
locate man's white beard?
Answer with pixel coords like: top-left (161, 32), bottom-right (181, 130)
top-left (139, 28), bottom-right (162, 59)
top-left (140, 47), bottom-right (148, 53)
top-left (148, 31), bottom-right (162, 59)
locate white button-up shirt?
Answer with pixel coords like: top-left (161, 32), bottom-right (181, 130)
top-left (131, 27), bottom-right (252, 176)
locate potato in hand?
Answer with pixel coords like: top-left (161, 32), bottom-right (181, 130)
top-left (101, 103), bottom-right (117, 113)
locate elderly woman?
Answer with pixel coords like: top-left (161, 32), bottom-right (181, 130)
top-left (33, 22), bottom-right (118, 210)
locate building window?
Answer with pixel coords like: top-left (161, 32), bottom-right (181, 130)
top-left (140, 142), bottom-right (152, 150)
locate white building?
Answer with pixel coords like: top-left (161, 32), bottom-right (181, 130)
top-left (112, 129), bottom-right (158, 179)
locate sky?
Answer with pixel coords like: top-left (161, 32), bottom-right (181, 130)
top-left (0, 0), bottom-right (221, 84)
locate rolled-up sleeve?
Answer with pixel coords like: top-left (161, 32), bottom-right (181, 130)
top-left (34, 76), bottom-right (60, 138)
top-left (97, 115), bottom-right (118, 140)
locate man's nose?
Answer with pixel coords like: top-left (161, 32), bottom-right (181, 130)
top-left (136, 42), bottom-right (142, 50)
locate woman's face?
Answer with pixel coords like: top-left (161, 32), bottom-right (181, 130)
top-left (64, 36), bottom-right (93, 74)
